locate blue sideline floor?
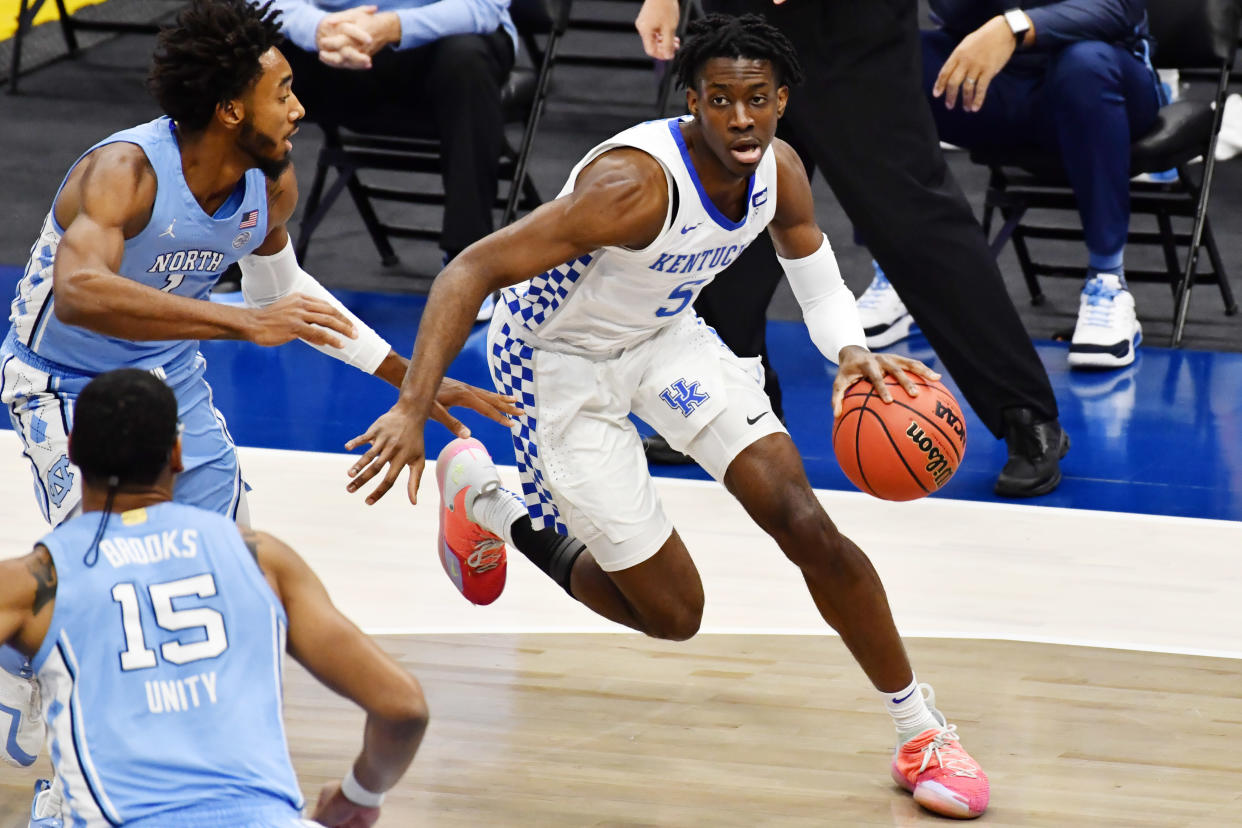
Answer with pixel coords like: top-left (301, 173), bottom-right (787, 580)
top-left (2, 266), bottom-right (1240, 522)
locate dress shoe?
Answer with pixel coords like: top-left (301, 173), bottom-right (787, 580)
top-left (994, 408), bottom-right (1070, 497)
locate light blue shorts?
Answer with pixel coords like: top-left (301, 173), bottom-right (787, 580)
top-left (1, 344), bottom-right (245, 527)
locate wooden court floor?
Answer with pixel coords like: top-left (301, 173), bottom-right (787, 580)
top-left (2, 446), bottom-right (1240, 826)
top-left (3, 635), bottom-right (1239, 827)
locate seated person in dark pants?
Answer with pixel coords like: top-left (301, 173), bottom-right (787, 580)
top-left (272, 0), bottom-right (516, 265)
top-left (858, 0), bottom-right (1161, 370)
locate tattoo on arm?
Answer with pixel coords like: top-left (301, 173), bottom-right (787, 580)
top-left (26, 547), bottom-right (57, 616)
top-left (240, 528), bottom-right (261, 563)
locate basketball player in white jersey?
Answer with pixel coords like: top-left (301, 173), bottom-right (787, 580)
top-left (345, 15), bottom-right (990, 819)
top-left (1, 369), bottom-right (425, 827)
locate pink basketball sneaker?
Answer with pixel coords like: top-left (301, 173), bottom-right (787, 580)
top-left (436, 438), bottom-right (507, 605)
top-left (890, 685), bottom-right (989, 819)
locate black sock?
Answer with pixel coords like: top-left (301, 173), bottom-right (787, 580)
top-left (509, 516), bottom-right (585, 597)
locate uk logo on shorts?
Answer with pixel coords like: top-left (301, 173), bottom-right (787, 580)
top-left (660, 379), bottom-right (708, 417)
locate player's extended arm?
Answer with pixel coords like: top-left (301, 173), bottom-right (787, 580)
top-left (50, 144), bottom-right (354, 349)
top-left (240, 168), bottom-right (520, 435)
top-left (344, 148), bottom-right (671, 505)
top-left (765, 140), bottom-right (938, 415)
top-left (241, 168), bottom-right (392, 373)
top-left (250, 528), bottom-right (427, 822)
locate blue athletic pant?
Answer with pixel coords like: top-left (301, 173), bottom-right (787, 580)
top-left (920, 30), bottom-right (1162, 269)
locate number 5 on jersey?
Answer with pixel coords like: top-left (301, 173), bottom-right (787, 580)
top-left (656, 278), bottom-right (709, 317)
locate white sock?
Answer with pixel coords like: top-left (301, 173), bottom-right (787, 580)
top-left (882, 677), bottom-right (940, 743)
top-left (470, 487), bottom-right (528, 547)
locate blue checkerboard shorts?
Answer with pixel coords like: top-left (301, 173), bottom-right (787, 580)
top-left (486, 309), bottom-right (786, 572)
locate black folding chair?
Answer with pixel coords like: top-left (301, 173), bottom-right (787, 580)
top-left (295, 0), bottom-right (571, 265)
top-left (8, 0), bottom-right (163, 94)
top-left (973, 0), bottom-right (1240, 346)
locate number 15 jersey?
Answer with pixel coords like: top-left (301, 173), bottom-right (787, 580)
top-left (31, 502), bottom-right (302, 826)
top-left (499, 115), bottom-right (778, 357)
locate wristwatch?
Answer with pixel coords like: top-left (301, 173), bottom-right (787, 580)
top-left (1003, 8), bottom-right (1032, 47)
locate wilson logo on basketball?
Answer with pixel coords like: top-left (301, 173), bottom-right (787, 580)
top-left (905, 422), bottom-right (955, 487)
top-left (934, 401), bottom-right (966, 445)
top-left (832, 376), bottom-right (966, 501)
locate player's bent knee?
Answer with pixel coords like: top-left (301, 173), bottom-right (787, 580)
top-left (759, 489), bottom-right (831, 547)
top-left (642, 602), bottom-right (703, 642)
top-left (768, 499), bottom-right (854, 572)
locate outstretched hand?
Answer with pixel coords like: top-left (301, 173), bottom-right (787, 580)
top-left (431, 377), bottom-right (519, 438)
top-left (247, 293), bottom-right (356, 349)
top-left (310, 781), bottom-right (380, 828)
top-left (345, 402), bottom-right (427, 506)
top-left (831, 345), bottom-right (941, 418)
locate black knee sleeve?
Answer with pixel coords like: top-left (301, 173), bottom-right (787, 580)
top-left (509, 517), bottom-right (586, 596)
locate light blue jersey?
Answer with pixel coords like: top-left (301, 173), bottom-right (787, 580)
top-left (8, 116), bottom-right (268, 375)
top-left (32, 502), bottom-right (304, 827)
top-left (2, 117), bottom-right (264, 526)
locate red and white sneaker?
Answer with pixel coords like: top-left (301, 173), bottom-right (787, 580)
top-left (890, 685), bottom-right (989, 819)
top-left (435, 438), bottom-right (507, 605)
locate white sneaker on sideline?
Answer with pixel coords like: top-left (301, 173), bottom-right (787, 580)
top-left (1068, 274), bottom-right (1142, 369)
top-left (857, 262), bottom-right (916, 349)
top-left (1, 665), bottom-right (42, 768)
top-left (1215, 93), bottom-right (1242, 161)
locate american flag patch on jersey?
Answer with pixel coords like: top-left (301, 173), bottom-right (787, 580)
top-left (239, 210), bottom-right (259, 229)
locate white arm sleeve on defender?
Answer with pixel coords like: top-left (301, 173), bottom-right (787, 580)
top-left (238, 237), bottom-right (391, 374)
top-left (777, 233), bottom-right (868, 365)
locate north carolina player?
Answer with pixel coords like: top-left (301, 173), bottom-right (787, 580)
top-left (2, 0), bottom-right (513, 531)
top-left (0, 369), bottom-right (426, 827)
top-left (346, 16), bottom-right (991, 819)
top-left (0, 0), bottom-right (513, 773)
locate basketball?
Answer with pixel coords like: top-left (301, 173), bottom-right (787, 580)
top-left (832, 376), bottom-right (967, 501)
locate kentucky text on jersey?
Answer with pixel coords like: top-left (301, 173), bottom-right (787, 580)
top-left (648, 244), bottom-right (743, 273)
top-left (498, 116), bottom-right (778, 356)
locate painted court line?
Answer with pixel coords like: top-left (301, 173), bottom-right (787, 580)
top-left (1, 443), bottom-right (1238, 660)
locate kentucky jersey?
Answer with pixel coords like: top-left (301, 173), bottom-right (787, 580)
top-left (32, 502), bottom-right (302, 826)
top-left (9, 116), bottom-right (268, 374)
top-left (500, 116), bottom-right (778, 355)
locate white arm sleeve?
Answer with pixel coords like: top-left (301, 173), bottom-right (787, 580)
top-left (238, 237), bottom-right (391, 374)
top-left (777, 233), bottom-right (868, 365)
